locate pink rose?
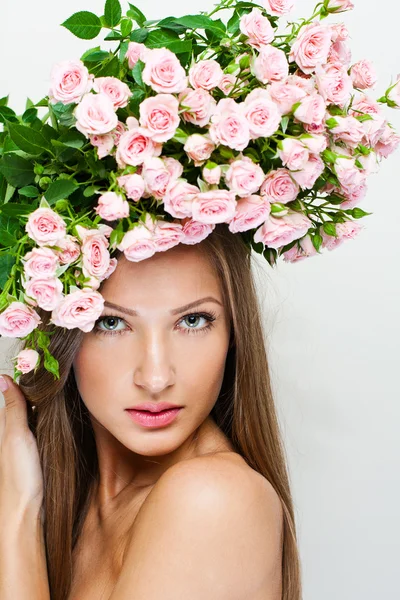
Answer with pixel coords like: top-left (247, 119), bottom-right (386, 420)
top-left (48, 59), bottom-right (93, 105)
top-left (300, 133), bottom-right (328, 154)
top-left (189, 59), bottom-right (224, 91)
top-left (228, 195), bottom-right (271, 233)
top-left (15, 349), bottom-right (40, 374)
top-left (103, 257), bottom-right (118, 280)
top-left (289, 22), bottom-right (332, 75)
top-left (116, 126), bottom-right (162, 167)
top-left (321, 220), bottom-right (362, 252)
top-left (53, 235), bottom-right (81, 265)
top-left (139, 94), bottom-right (180, 143)
top-left (268, 80), bottom-right (307, 115)
top-left (315, 62), bottom-right (353, 108)
top-left (163, 156), bottom-right (184, 179)
top-left (239, 8), bottom-right (275, 50)
top-left (225, 156), bottom-right (265, 197)
top-left (80, 234), bottom-right (111, 280)
top-left (142, 48), bottom-right (188, 94)
top-left (192, 190), bottom-right (237, 224)
top-left (326, 0), bottom-right (354, 12)
top-left (264, 0), bottom-right (295, 15)
top-left (387, 74), bottom-right (400, 108)
top-left (93, 76), bottom-right (132, 109)
top-left (126, 42), bottom-right (147, 69)
top-left (340, 182), bottom-right (368, 209)
top-left (252, 45), bottom-right (289, 84)
top-left (117, 173), bottom-right (145, 201)
top-left (25, 207), bottom-right (67, 247)
top-left (111, 121), bottom-right (127, 145)
top-left (184, 134), bottom-right (215, 166)
top-left (74, 93), bottom-right (118, 137)
top-left (203, 165), bottom-right (222, 185)
top-left (22, 247), bottom-right (59, 279)
top-left (290, 154), bottom-right (325, 190)
top-left (278, 138), bottom-right (309, 171)
top-left (260, 169), bottom-right (299, 203)
top-left (180, 218), bottom-right (215, 244)
top-left (330, 23), bottom-right (349, 43)
top-left (23, 277), bottom-right (63, 311)
top-left (94, 191), bottom-right (130, 221)
top-left (329, 115), bottom-right (365, 147)
top-left (218, 74), bottom-right (238, 96)
top-left (89, 132), bottom-right (115, 159)
top-left (254, 211), bottom-right (313, 250)
top-left (350, 60), bottom-right (377, 90)
top-left (75, 224), bottom-right (112, 243)
top-left (294, 92), bottom-right (326, 125)
top-left (141, 157), bottom-right (171, 199)
top-left (209, 98), bottom-right (250, 151)
top-left (163, 180), bottom-right (200, 219)
top-left (50, 289), bottom-right (105, 332)
top-left (282, 234), bottom-right (319, 263)
top-left (375, 124), bottom-right (400, 159)
top-left (117, 224), bottom-right (157, 262)
top-left (0, 302), bottom-right (42, 338)
top-left (153, 221), bottom-right (185, 252)
top-left (328, 40), bottom-right (352, 67)
top-left (334, 157), bottom-right (366, 194)
top-left (179, 88), bottom-right (217, 128)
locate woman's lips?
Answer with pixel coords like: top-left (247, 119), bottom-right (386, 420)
top-left (126, 407), bottom-right (183, 428)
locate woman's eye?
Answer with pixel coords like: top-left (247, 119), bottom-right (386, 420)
top-left (94, 311), bottom-right (217, 337)
top-left (95, 316), bottom-right (127, 334)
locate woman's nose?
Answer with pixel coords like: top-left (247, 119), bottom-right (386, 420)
top-left (133, 330), bottom-right (175, 394)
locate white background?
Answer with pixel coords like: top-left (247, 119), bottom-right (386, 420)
top-left (1, 1), bottom-right (399, 598)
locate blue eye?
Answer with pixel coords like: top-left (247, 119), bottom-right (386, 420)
top-left (93, 311), bottom-right (217, 337)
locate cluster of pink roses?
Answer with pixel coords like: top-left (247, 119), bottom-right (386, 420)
top-left (1, 0), bottom-right (399, 377)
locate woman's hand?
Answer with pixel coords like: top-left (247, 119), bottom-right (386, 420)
top-left (0, 374), bottom-right (44, 517)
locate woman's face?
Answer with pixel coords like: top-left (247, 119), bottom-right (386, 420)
top-left (73, 243), bottom-right (231, 465)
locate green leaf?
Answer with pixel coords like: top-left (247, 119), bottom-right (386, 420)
top-left (322, 222), bottom-right (337, 237)
top-left (351, 207), bottom-right (371, 219)
top-left (174, 14), bottom-right (225, 34)
top-left (280, 116), bottom-right (289, 135)
top-left (22, 107), bottom-right (38, 124)
top-left (0, 155), bottom-right (35, 187)
top-left (171, 128), bottom-right (189, 144)
top-left (156, 17), bottom-right (188, 34)
top-left (129, 28), bottom-right (148, 43)
top-left (312, 233), bottom-right (323, 252)
top-left (104, 0), bottom-right (122, 27)
top-left (0, 95), bottom-right (9, 107)
top-left (145, 29), bottom-right (180, 49)
top-left (326, 117), bottom-right (339, 129)
top-left (19, 185), bottom-right (40, 198)
top-left (119, 40), bottom-right (129, 63)
top-left (167, 40), bottom-right (192, 55)
top-left (121, 18), bottom-right (133, 37)
top-left (104, 31), bottom-right (123, 40)
top-left (0, 203), bottom-right (36, 217)
top-left (43, 351), bottom-right (60, 380)
top-left (131, 60), bottom-right (145, 87)
top-left (91, 55), bottom-right (120, 77)
top-left (127, 3), bottom-right (146, 27)
top-left (44, 179), bottom-right (79, 204)
top-left (82, 50), bottom-right (111, 62)
top-left (0, 106), bottom-right (19, 124)
top-left (0, 229), bottom-right (17, 246)
top-left (61, 11), bottom-right (102, 40)
top-left (57, 130), bottom-right (86, 149)
top-left (8, 123), bottom-right (51, 156)
top-left (227, 12), bottom-right (240, 34)
top-left (4, 184), bottom-right (16, 204)
top-left (0, 254), bottom-right (16, 289)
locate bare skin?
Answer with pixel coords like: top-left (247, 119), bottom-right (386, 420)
top-left (69, 243), bottom-right (282, 599)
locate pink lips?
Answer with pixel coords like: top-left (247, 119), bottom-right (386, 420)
top-left (126, 407), bottom-right (183, 428)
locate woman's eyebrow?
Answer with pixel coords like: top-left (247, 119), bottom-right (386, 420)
top-left (103, 297), bottom-right (223, 317)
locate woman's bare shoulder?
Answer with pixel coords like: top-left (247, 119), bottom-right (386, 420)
top-left (109, 451), bottom-right (283, 600)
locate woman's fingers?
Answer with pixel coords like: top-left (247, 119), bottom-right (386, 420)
top-left (0, 375), bottom-right (28, 435)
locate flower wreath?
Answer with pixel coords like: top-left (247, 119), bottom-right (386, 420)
top-left (0, 0), bottom-right (399, 380)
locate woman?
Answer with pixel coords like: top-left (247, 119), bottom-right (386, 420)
top-left (0, 224), bottom-right (302, 599)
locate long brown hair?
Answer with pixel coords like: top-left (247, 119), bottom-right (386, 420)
top-left (15, 223), bottom-right (302, 599)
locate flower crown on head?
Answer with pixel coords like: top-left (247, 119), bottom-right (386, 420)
top-left (0, 0), bottom-right (399, 381)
